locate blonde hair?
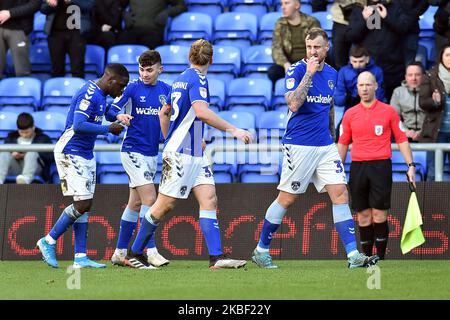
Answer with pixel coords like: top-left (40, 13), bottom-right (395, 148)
top-left (189, 39), bottom-right (213, 66)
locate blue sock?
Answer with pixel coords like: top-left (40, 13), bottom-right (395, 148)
top-left (140, 205), bottom-right (156, 249)
top-left (73, 213), bottom-right (89, 255)
top-left (131, 211), bottom-right (159, 254)
top-left (49, 205), bottom-right (78, 241)
top-left (257, 200), bottom-right (286, 251)
top-left (199, 210), bottom-right (222, 256)
top-left (117, 207), bottom-right (139, 249)
top-left (333, 204), bottom-right (358, 256)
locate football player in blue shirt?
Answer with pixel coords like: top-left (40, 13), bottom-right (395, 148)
top-left (125, 39), bottom-right (253, 269)
top-left (251, 28), bottom-right (380, 269)
top-left (36, 64), bottom-right (129, 268)
top-left (109, 50), bottom-right (171, 268)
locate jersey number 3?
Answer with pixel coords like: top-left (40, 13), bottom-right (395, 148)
top-left (170, 92), bottom-right (181, 121)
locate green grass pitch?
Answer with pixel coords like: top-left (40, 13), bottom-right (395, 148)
top-left (1, 260), bottom-right (449, 300)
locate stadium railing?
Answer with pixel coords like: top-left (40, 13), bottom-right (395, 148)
top-left (0, 143), bottom-right (449, 181)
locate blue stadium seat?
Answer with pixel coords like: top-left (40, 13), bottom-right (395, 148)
top-left (30, 12), bottom-right (47, 44)
top-left (31, 111), bottom-right (66, 141)
top-left (392, 151), bottom-right (425, 181)
top-left (212, 111), bottom-right (256, 140)
top-left (214, 12), bottom-right (258, 51)
top-left (0, 77), bottom-right (41, 109)
top-left (0, 105), bottom-right (35, 114)
top-left (167, 12), bottom-right (213, 45)
top-left (99, 173), bottom-right (129, 184)
top-left (0, 111), bottom-right (18, 139)
top-left (300, 4), bottom-right (313, 14)
top-left (209, 45), bottom-right (241, 82)
top-left (158, 73), bottom-right (179, 86)
top-left (229, 0), bottom-right (269, 20)
top-left (415, 45), bottom-right (428, 68)
top-left (311, 12), bottom-right (333, 38)
top-left (155, 45), bottom-right (190, 73)
top-left (208, 78), bottom-right (226, 109)
top-left (418, 37), bottom-right (435, 63)
top-left (419, 10), bottom-right (435, 38)
top-left (258, 110), bottom-right (287, 140)
top-left (107, 45), bottom-right (149, 73)
top-left (334, 106), bottom-right (344, 128)
top-left (258, 12), bottom-right (282, 44)
top-left (240, 172), bottom-right (279, 183)
top-left (42, 105), bottom-right (69, 115)
top-left (227, 78), bottom-right (272, 108)
top-left (228, 105), bottom-right (266, 118)
top-left (186, 1), bottom-right (224, 20)
top-left (42, 77), bottom-right (85, 108)
top-left (273, 78), bottom-right (286, 108)
top-left (83, 45), bottom-right (106, 76)
top-left (97, 152), bottom-right (128, 184)
top-left (242, 45), bottom-right (273, 77)
top-left (213, 172), bottom-right (234, 183)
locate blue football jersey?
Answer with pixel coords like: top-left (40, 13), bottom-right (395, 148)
top-left (164, 68), bottom-right (210, 157)
top-left (283, 59), bottom-right (337, 146)
top-left (111, 79), bottom-right (171, 156)
top-left (55, 81), bottom-right (107, 159)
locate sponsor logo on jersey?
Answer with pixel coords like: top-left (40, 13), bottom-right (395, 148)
top-left (79, 99), bottom-right (90, 111)
top-left (94, 115), bottom-right (103, 122)
top-left (199, 87), bottom-right (207, 99)
top-left (135, 106), bottom-right (161, 115)
top-left (375, 125), bottom-right (383, 136)
top-left (306, 94), bottom-right (333, 104)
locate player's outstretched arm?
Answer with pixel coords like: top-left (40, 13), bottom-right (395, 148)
top-left (193, 101), bottom-right (253, 144)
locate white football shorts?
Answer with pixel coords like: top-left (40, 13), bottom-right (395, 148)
top-left (121, 151), bottom-right (157, 188)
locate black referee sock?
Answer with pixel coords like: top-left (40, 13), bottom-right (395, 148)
top-left (358, 225), bottom-right (374, 257)
top-left (374, 221), bottom-right (389, 260)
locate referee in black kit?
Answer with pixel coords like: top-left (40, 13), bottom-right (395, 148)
top-left (337, 71), bottom-right (416, 260)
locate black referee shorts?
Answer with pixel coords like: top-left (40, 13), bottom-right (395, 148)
top-left (349, 159), bottom-right (392, 212)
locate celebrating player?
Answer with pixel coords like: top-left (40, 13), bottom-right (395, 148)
top-left (109, 50), bottom-right (171, 268)
top-left (36, 64), bottom-right (129, 268)
top-left (125, 39), bottom-right (253, 269)
top-left (251, 28), bottom-right (380, 269)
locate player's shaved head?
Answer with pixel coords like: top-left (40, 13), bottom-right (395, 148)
top-left (105, 63), bottom-right (129, 80)
top-left (357, 71), bottom-right (376, 85)
top-left (99, 63), bottom-right (129, 98)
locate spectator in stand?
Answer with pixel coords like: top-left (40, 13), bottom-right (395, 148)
top-left (390, 62), bottom-right (427, 143)
top-left (268, 0), bottom-right (320, 87)
top-left (334, 45), bottom-right (385, 113)
top-left (431, 0), bottom-right (450, 61)
top-left (40, 0), bottom-right (94, 79)
top-left (117, 0), bottom-right (187, 49)
top-left (346, 0), bottom-right (416, 101)
top-left (0, 113), bottom-right (53, 184)
top-left (0, 0), bottom-right (40, 79)
top-left (419, 44), bottom-right (450, 181)
top-left (331, 0), bottom-right (367, 70)
top-left (86, 0), bottom-right (123, 51)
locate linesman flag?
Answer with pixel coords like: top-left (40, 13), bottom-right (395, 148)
top-left (401, 182), bottom-right (425, 254)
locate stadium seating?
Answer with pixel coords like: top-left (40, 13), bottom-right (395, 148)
top-left (185, 0), bottom-right (225, 19)
top-left (273, 78), bottom-right (286, 108)
top-left (208, 78), bottom-right (226, 109)
top-left (159, 73), bottom-right (179, 85)
top-left (97, 152), bottom-right (128, 184)
top-left (208, 45), bottom-right (241, 83)
top-left (0, 77), bottom-right (41, 110)
top-left (80, 45), bottom-right (106, 76)
top-left (229, 0), bottom-right (269, 20)
top-left (258, 11), bottom-right (282, 44)
top-left (228, 105), bottom-right (266, 118)
top-left (311, 11), bottom-right (333, 38)
top-left (155, 45), bottom-right (190, 73)
top-left (211, 110), bottom-right (256, 140)
top-left (258, 110), bottom-right (287, 140)
top-left (42, 77), bottom-right (85, 109)
top-left (214, 12), bottom-right (258, 51)
top-left (30, 12), bottom-right (47, 44)
top-left (0, 111), bottom-right (18, 139)
top-left (240, 172), bottom-right (279, 183)
top-left (167, 12), bottom-right (213, 45)
top-left (31, 111), bottom-right (66, 141)
top-left (227, 78), bottom-right (272, 108)
top-left (107, 45), bottom-right (149, 73)
top-left (242, 45), bottom-right (273, 77)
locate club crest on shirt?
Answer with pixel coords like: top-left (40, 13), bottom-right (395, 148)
top-left (291, 181), bottom-right (301, 191)
top-left (159, 95), bottom-right (167, 105)
top-left (328, 80), bottom-right (334, 90)
top-left (375, 125), bottom-right (383, 136)
top-left (286, 78), bottom-right (295, 90)
top-left (199, 87), bottom-right (207, 99)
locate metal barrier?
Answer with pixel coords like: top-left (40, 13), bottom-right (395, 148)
top-left (1, 143), bottom-right (449, 181)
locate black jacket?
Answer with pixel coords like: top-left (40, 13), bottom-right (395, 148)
top-left (0, 0), bottom-right (40, 35)
top-left (91, 0), bottom-right (123, 34)
top-left (4, 127), bottom-right (54, 181)
top-left (346, 2), bottom-right (416, 87)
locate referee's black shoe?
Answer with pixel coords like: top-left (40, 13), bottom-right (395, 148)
top-left (124, 251), bottom-right (158, 270)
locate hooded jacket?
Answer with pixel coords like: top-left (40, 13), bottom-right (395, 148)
top-left (334, 57), bottom-right (385, 108)
top-left (390, 80), bottom-right (426, 131)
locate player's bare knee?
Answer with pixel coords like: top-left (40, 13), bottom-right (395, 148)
top-left (358, 210), bottom-right (372, 226)
top-left (276, 193), bottom-right (296, 209)
top-left (372, 210), bottom-right (388, 223)
top-left (330, 186), bottom-right (348, 204)
top-left (129, 200), bottom-right (141, 212)
top-left (74, 199), bottom-right (92, 214)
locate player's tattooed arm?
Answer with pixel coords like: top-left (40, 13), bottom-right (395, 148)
top-left (285, 72), bottom-right (313, 113)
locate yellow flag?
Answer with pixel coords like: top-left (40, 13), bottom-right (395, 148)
top-left (401, 191), bottom-right (425, 254)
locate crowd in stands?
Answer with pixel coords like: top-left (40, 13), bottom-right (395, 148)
top-left (0, 0), bottom-right (449, 184)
